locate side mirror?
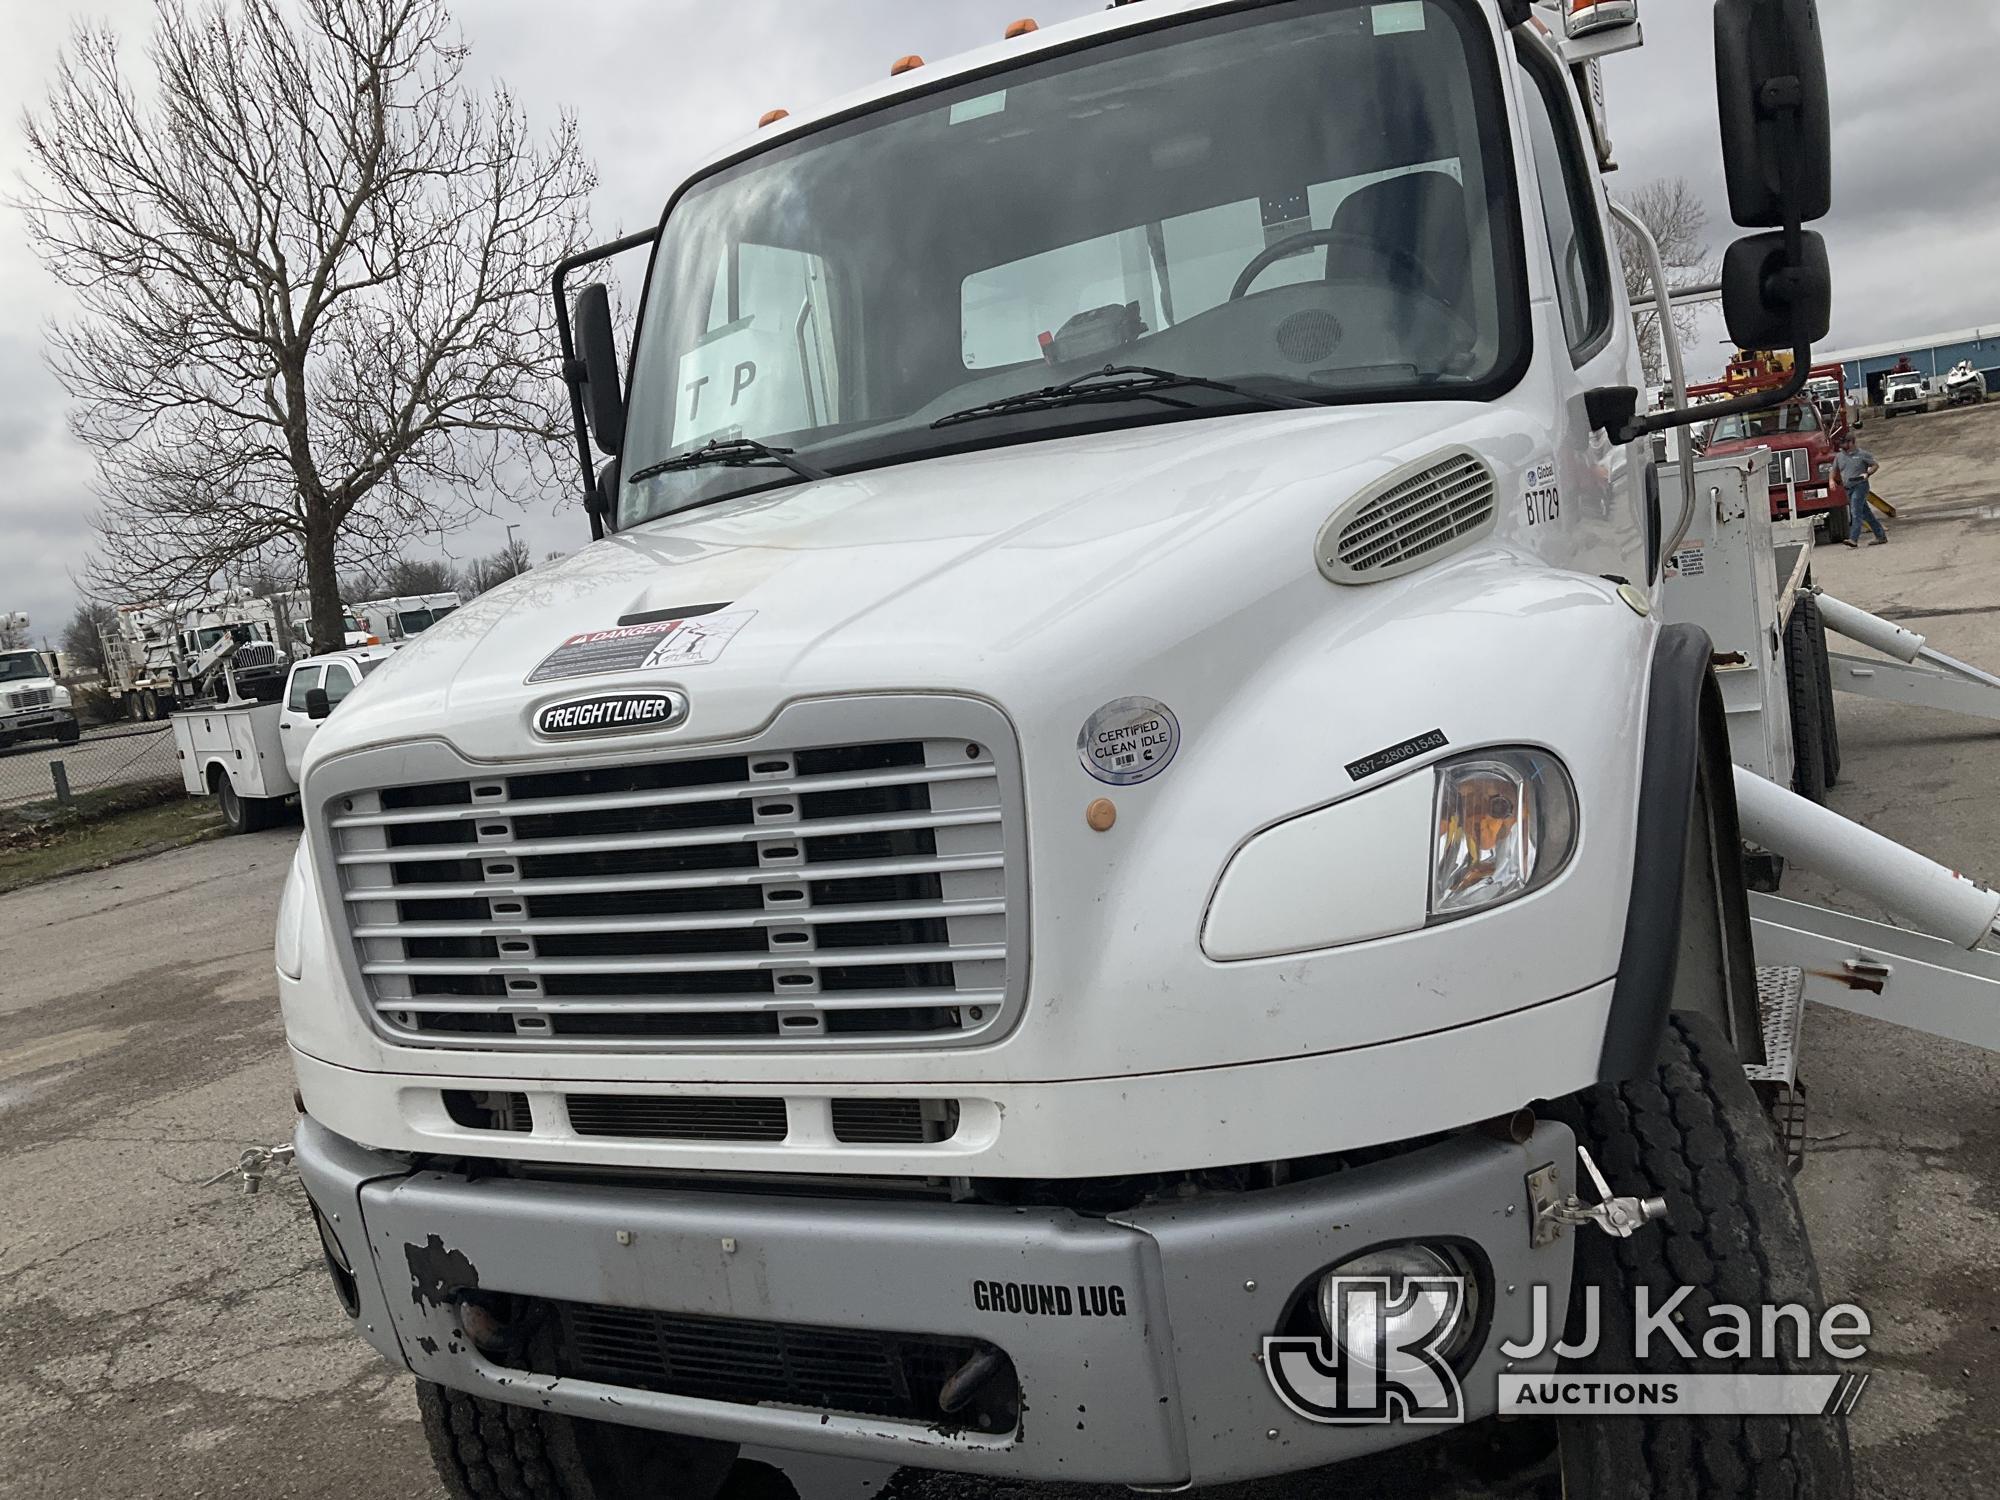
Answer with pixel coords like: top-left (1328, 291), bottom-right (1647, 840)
top-left (304, 687), bottom-right (332, 721)
top-left (1722, 229), bottom-right (1831, 351)
top-left (574, 282), bottom-right (625, 456)
top-left (1714, 0), bottom-right (1831, 228)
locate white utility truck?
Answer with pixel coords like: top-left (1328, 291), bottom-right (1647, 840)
top-left (354, 591), bottom-right (462, 643)
top-left (0, 648), bottom-right (79, 749)
top-left (281, 2), bottom-right (1933, 1494)
top-left (177, 642), bottom-right (393, 832)
top-left (104, 590), bottom-right (289, 719)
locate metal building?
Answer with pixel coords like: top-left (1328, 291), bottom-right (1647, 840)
top-left (1824, 325), bottom-right (2000, 406)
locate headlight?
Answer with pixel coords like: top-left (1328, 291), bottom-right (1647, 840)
top-left (1429, 749), bottom-right (1577, 920)
top-left (1316, 1243), bottom-right (1477, 1374)
top-left (52, 686), bottom-right (72, 708)
top-left (276, 840), bottom-right (310, 980)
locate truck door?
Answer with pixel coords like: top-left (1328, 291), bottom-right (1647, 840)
top-left (1514, 40), bottom-right (1645, 584)
top-left (281, 661), bottom-right (360, 781)
top-left (279, 665), bottom-right (322, 782)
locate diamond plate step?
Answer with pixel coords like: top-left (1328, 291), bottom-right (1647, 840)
top-left (1744, 965), bottom-right (1807, 1087)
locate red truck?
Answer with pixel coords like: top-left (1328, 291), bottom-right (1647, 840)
top-left (1695, 356), bottom-right (1855, 539)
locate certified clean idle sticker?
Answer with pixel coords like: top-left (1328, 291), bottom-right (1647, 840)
top-left (526, 611), bottom-right (755, 684)
top-left (1078, 697), bottom-right (1180, 786)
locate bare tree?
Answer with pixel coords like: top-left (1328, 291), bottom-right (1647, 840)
top-left (342, 553), bottom-right (459, 601)
top-left (61, 601), bottom-right (116, 678)
top-left (18, 0), bottom-right (595, 653)
top-left (0, 616), bottom-right (29, 651)
top-left (462, 534), bottom-right (532, 596)
top-left (1613, 177), bottom-right (1719, 387)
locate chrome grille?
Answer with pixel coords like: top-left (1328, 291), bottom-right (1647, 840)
top-left (9, 688), bottom-right (53, 711)
top-left (322, 722), bottom-right (1017, 1051)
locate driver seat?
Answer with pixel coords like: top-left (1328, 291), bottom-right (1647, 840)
top-left (1323, 170), bottom-right (1472, 308)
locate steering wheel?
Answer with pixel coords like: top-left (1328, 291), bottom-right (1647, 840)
top-left (1229, 227), bottom-right (1455, 308)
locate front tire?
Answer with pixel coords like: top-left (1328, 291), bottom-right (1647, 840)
top-left (417, 1381), bottom-right (738, 1500)
top-left (1548, 1014), bottom-right (1854, 1499)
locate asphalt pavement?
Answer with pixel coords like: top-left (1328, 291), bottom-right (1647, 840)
top-left (2, 405), bottom-right (1998, 1499)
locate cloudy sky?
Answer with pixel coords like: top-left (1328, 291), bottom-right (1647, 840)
top-left (1, 0), bottom-right (1993, 646)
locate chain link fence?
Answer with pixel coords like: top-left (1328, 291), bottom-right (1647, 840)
top-left (0, 723), bottom-right (181, 815)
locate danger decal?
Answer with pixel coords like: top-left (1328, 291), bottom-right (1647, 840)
top-left (526, 611), bottom-right (755, 684)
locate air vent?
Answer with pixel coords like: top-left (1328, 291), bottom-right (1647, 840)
top-left (566, 1094), bottom-right (789, 1141)
top-left (1317, 449), bottom-right (1498, 585)
top-left (830, 1098), bottom-right (961, 1145)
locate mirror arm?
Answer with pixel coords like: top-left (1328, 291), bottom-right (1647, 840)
top-left (551, 229), bottom-right (658, 542)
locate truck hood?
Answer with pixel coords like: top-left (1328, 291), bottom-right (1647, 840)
top-left (311, 405), bottom-right (1541, 767)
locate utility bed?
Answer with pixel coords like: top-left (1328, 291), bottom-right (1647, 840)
top-left (172, 699), bottom-right (294, 801)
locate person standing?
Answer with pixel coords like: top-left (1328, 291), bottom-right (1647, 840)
top-left (1834, 433), bottom-right (1885, 547)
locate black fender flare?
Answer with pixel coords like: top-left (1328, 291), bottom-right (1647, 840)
top-left (1598, 623), bottom-right (1757, 1082)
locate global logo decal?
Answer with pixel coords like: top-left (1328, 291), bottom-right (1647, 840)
top-left (533, 690), bottom-right (688, 738)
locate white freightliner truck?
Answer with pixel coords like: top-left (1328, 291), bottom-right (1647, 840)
top-left (281, 1), bottom-right (1940, 1493)
top-left (0, 647), bottom-right (79, 748)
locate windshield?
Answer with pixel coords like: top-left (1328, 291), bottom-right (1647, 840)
top-left (619, 0), bottom-right (1521, 527)
top-left (1709, 404), bottom-right (1822, 444)
top-left (398, 610), bottom-right (436, 634)
top-left (0, 652), bottom-right (46, 683)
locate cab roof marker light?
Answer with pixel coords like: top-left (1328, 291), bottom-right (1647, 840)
top-left (1005, 18), bottom-right (1039, 38)
top-left (758, 108), bottom-right (790, 128)
top-left (890, 55), bottom-right (925, 77)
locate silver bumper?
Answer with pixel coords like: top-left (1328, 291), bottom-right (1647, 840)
top-left (297, 1114), bottom-right (1576, 1487)
top-left (0, 709), bottom-right (73, 733)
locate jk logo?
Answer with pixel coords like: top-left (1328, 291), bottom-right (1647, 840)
top-left (1262, 1276), bottom-right (1467, 1426)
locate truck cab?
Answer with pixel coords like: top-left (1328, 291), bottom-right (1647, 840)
top-left (1882, 367), bottom-right (1929, 417)
top-left (281, 2), bottom-right (1853, 1495)
top-left (278, 645), bottom-right (396, 782)
top-left (0, 649), bottom-right (78, 748)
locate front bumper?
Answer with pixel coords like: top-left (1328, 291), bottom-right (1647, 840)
top-left (0, 708), bottom-right (75, 738)
top-left (297, 1113), bottom-right (1576, 1487)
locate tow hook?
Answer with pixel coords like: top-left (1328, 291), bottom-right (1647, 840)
top-left (1526, 1145), bottom-right (1668, 1248)
top-left (937, 1347), bottom-right (1008, 1416)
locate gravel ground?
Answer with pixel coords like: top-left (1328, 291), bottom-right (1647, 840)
top-left (2, 404), bottom-right (1998, 1499)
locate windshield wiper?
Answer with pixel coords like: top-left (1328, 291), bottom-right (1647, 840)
top-left (627, 436), bottom-right (829, 486)
top-left (932, 364), bottom-right (1319, 430)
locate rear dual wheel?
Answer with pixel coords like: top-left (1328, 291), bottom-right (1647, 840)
top-left (214, 776), bottom-right (279, 834)
top-left (1783, 598), bottom-right (1839, 802)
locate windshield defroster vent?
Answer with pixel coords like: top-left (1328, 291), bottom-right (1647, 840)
top-left (1317, 448), bottom-right (1498, 585)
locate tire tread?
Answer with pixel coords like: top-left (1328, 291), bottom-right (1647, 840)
top-left (1546, 1014), bottom-right (1854, 1499)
